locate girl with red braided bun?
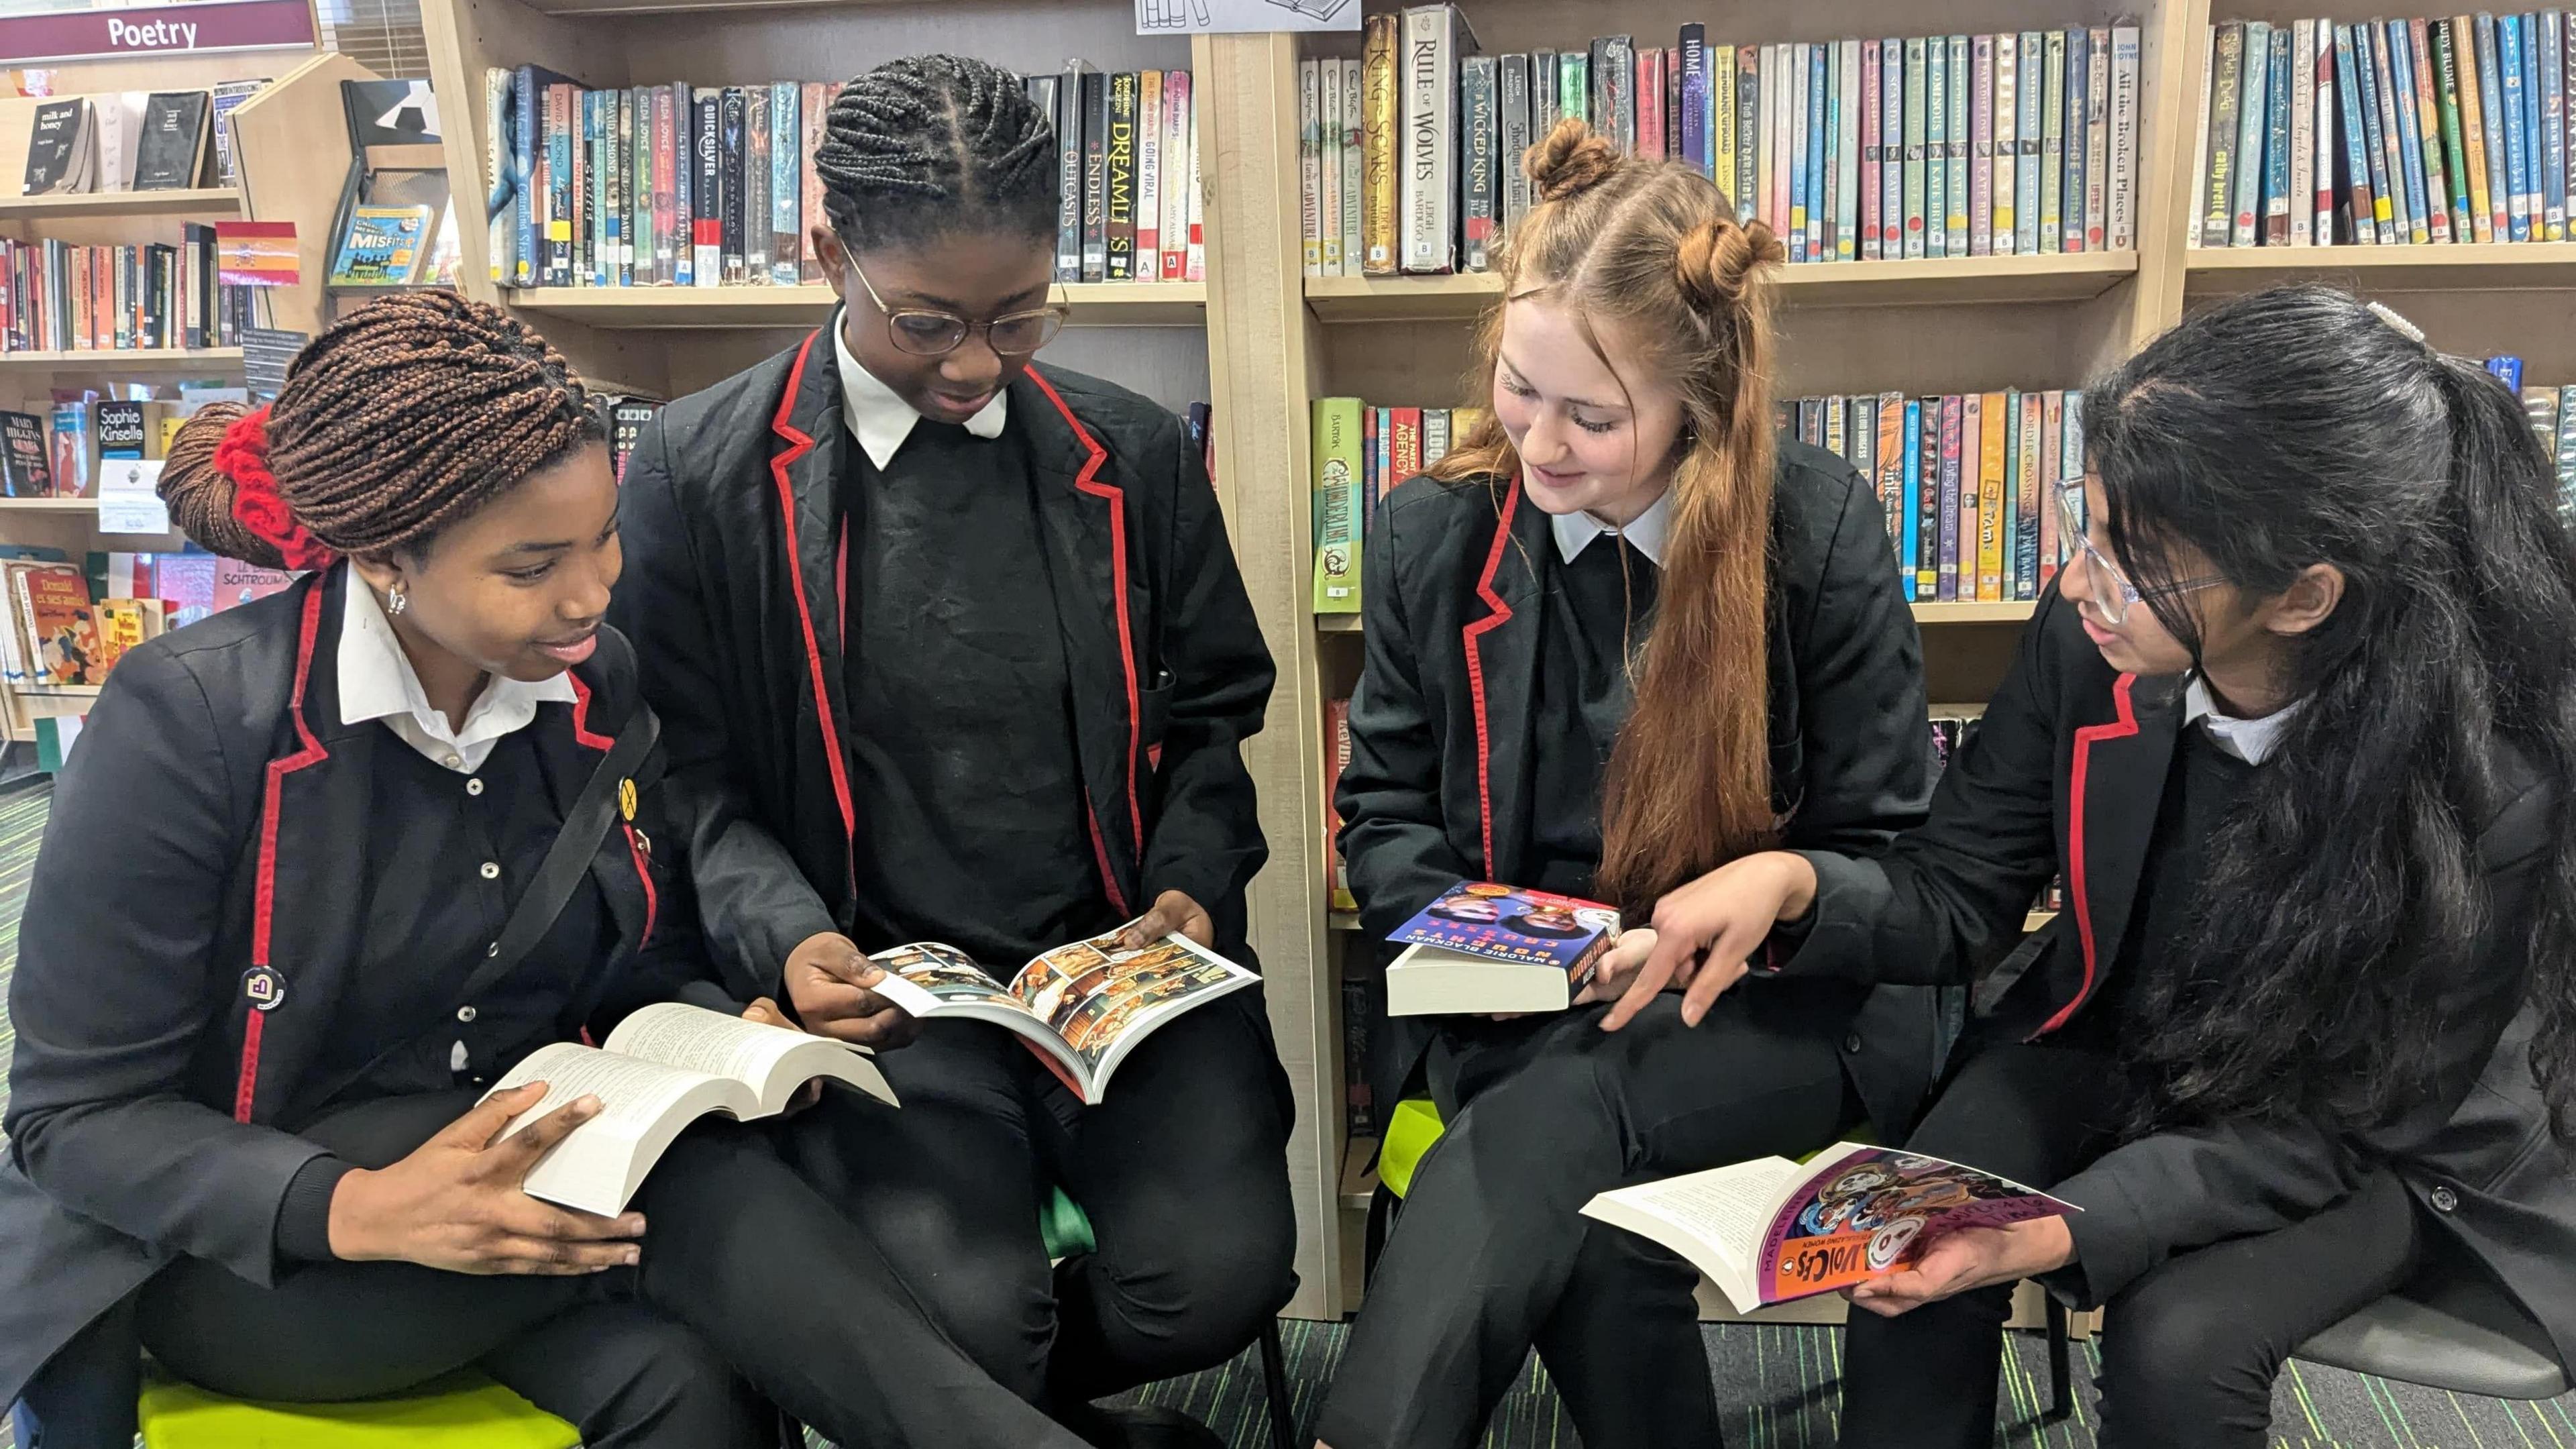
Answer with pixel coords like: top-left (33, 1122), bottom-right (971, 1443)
top-left (0, 291), bottom-right (1093, 1449)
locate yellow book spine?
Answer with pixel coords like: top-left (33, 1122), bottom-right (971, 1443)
top-left (1711, 46), bottom-right (1736, 201)
top-left (1362, 15), bottom-right (1401, 275)
top-left (1977, 390), bottom-right (2008, 601)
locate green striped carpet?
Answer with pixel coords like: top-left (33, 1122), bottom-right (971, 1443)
top-left (0, 780), bottom-right (2565, 1448)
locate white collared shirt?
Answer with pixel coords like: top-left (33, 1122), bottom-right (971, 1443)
top-left (2183, 674), bottom-right (2300, 765)
top-left (338, 576), bottom-right (577, 773)
top-left (1550, 490), bottom-right (1673, 567)
top-left (833, 316), bottom-right (1008, 469)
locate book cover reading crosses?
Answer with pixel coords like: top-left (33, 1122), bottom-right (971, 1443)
top-left (1580, 1144), bottom-right (2079, 1313)
top-left (868, 925), bottom-right (1257, 1104)
top-left (486, 1004), bottom-right (896, 1217)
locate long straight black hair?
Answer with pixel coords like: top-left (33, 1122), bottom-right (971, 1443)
top-left (2089, 283), bottom-right (2576, 1141)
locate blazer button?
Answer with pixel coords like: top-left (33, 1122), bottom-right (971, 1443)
top-left (480, 861), bottom-right (500, 880)
top-left (1843, 1032), bottom-right (1864, 1054)
top-left (2430, 1185), bottom-right (2459, 1214)
top-left (458, 1005), bottom-right (478, 1023)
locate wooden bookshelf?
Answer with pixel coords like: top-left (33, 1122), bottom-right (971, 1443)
top-left (0, 347), bottom-right (246, 372)
top-left (0, 188), bottom-right (241, 222)
top-left (1307, 252), bottom-right (2141, 321)
top-left (2184, 239), bottom-right (2576, 294)
top-left (513, 281), bottom-right (1209, 330)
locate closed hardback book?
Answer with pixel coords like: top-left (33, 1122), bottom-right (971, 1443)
top-left (1054, 62), bottom-right (1088, 282)
top-left (1558, 49), bottom-right (1587, 143)
top-left (2082, 25), bottom-right (2110, 250)
top-left (2229, 24), bottom-right (2268, 246)
top-left (1736, 46), bottom-right (1760, 224)
top-left (2043, 30), bottom-right (2069, 252)
top-left (2542, 10), bottom-right (2567, 239)
top-left (2290, 21), bottom-right (2317, 245)
top-left (2063, 28), bottom-right (2090, 250)
top-left (1947, 35), bottom-right (1973, 256)
top-left (1175, 68), bottom-right (1205, 280)
top-left (1993, 32), bottom-right (2019, 253)
top-left (1601, 36), bottom-right (1634, 154)
top-left (1925, 39), bottom-right (1949, 256)
top-left (1401, 5), bottom-right (1475, 274)
top-left (2353, 25), bottom-right (2398, 242)
top-left (2475, 14), bottom-right (2510, 239)
top-left (2335, 28), bottom-right (2381, 244)
top-left (2409, 19), bottom-right (2456, 241)
top-left (1637, 45), bottom-right (1662, 160)
top-left (1860, 39), bottom-right (1883, 258)
top-left (1936, 396), bottom-right (1965, 601)
top-left (1836, 39), bottom-right (1862, 259)
top-left (1140, 70), bottom-right (1167, 275)
top-left (1107, 72), bottom-right (1139, 280)
top-left (1907, 38), bottom-right (1932, 257)
top-left (2107, 25), bottom-right (2141, 249)
top-left (1809, 42), bottom-right (1831, 261)
top-left (1461, 55), bottom-right (1499, 271)
top-left (691, 90), bottom-right (720, 288)
top-left (2265, 39), bottom-right (2295, 245)
top-left (132, 92), bottom-right (209, 191)
top-left (1882, 39), bottom-right (1906, 254)
top-left (1874, 391), bottom-right (1907, 590)
top-left (2435, 20), bottom-right (2477, 241)
top-left (0, 412), bottom-right (49, 498)
top-left (1080, 70), bottom-right (1110, 282)
top-left (1974, 391), bottom-right (2005, 600)
top-left (1500, 53), bottom-right (1534, 237)
top-left (1972, 33), bottom-right (1996, 257)
top-left (2454, 15), bottom-right (2495, 241)
top-left (718, 88), bottom-right (746, 283)
top-left (1680, 27), bottom-right (1708, 174)
top-left (1299, 59), bottom-right (1323, 275)
top-left (1362, 15), bottom-right (1402, 274)
top-left (1311, 397), bottom-right (1364, 613)
top-left (2504, 13), bottom-right (2535, 239)
top-left (2387, 21), bottom-right (2434, 243)
top-left (768, 83), bottom-right (800, 286)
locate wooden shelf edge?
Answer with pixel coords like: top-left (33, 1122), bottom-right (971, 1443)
top-left (0, 347), bottom-right (244, 370)
top-left (0, 187), bottom-right (241, 220)
top-left (2027, 910), bottom-right (2058, 932)
top-left (2184, 241), bottom-right (2576, 292)
top-left (511, 281), bottom-right (1207, 329)
top-left (1306, 253), bottom-right (2137, 320)
top-left (0, 498), bottom-right (101, 511)
top-left (1328, 910), bottom-right (1360, 931)
top-left (14, 682), bottom-right (101, 697)
top-left (1911, 600), bottom-right (2035, 624)
top-left (1316, 612), bottom-right (1362, 632)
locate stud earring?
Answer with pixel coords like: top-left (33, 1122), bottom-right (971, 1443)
top-left (386, 582), bottom-right (408, 616)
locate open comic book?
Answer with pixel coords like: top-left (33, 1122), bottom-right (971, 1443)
top-left (867, 923), bottom-right (1258, 1104)
top-left (1580, 1144), bottom-right (2080, 1313)
top-left (488, 1004), bottom-right (896, 1216)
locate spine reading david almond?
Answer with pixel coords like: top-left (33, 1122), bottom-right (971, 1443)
top-left (2410, 20), bottom-right (2456, 241)
top-left (1972, 33), bottom-right (1996, 256)
top-left (1081, 70), bottom-right (1110, 281)
top-left (2334, 27), bottom-right (2380, 245)
top-left (2043, 30), bottom-right (2068, 252)
top-left (2108, 24), bottom-right (2140, 248)
top-left (1299, 59), bottom-right (1323, 276)
top-left (2436, 21), bottom-right (2477, 242)
top-left (1401, 5), bottom-right (1462, 274)
top-left (1461, 56), bottom-right (1499, 272)
top-left (1362, 14), bottom-right (1401, 274)
top-left (2265, 37), bottom-right (2295, 245)
top-left (1937, 395), bottom-right (1965, 602)
top-left (1055, 63), bottom-right (1085, 282)
top-left (1139, 70), bottom-right (1167, 278)
top-left (1501, 54), bottom-right (1532, 239)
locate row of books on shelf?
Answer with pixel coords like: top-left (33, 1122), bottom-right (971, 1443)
top-left (0, 231), bottom-right (257, 355)
top-left (0, 548), bottom-right (288, 689)
top-left (2196, 15), bottom-right (2576, 249)
top-left (0, 385), bottom-right (246, 499)
top-left (481, 64), bottom-right (1203, 291)
top-left (1307, 398), bottom-right (1485, 613)
top-left (2489, 356), bottom-right (2576, 498)
top-left (1301, 9), bottom-right (2143, 279)
top-left (18, 84), bottom-right (261, 199)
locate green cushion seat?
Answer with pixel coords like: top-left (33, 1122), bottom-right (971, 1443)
top-left (138, 1365), bottom-right (580, 1449)
top-left (1376, 1096), bottom-right (1876, 1201)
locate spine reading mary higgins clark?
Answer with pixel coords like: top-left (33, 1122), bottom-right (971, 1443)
top-left (1171, 68), bottom-right (1201, 281)
top-left (1500, 54), bottom-right (1533, 241)
top-left (1972, 33), bottom-right (1996, 257)
top-left (1138, 70), bottom-right (1166, 278)
top-left (1401, 4), bottom-right (1473, 274)
top-left (1362, 14), bottom-right (1401, 275)
top-left (1055, 63), bottom-right (1086, 282)
top-left (1460, 56), bottom-right (1499, 272)
top-left (1299, 59), bottom-right (1323, 276)
top-left (1081, 70), bottom-right (1110, 281)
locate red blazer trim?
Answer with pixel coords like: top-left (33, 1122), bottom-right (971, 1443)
top-left (236, 583), bottom-right (332, 1124)
top-left (2040, 671), bottom-right (2139, 1038)
top-left (773, 331), bottom-right (859, 890)
top-left (569, 674), bottom-right (659, 945)
top-left (1025, 365), bottom-right (1146, 867)
top-left (1460, 484), bottom-right (1522, 875)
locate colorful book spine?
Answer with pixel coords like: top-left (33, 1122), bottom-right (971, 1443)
top-left (1837, 39), bottom-right (1862, 259)
top-left (2387, 20), bottom-right (2434, 244)
top-left (2352, 24), bottom-right (2398, 243)
top-left (2518, 11), bottom-right (2544, 237)
top-left (2333, 27), bottom-right (2378, 244)
top-left (1806, 42), bottom-right (1829, 261)
top-left (1859, 38), bottom-right (1882, 258)
top-left (2108, 24), bottom-right (2141, 250)
top-left (1880, 38), bottom-right (1906, 256)
top-left (2476, 13), bottom-right (2510, 240)
top-left (2044, 30), bottom-right (2068, 253)
top-left (1925, 37), bottom-right (1949, 257)
top-left (1681, 26), bottom-right (1709, 175)
top-left (1937, 394), bottom-right (1964, 602)
top-left (2456, 17), bottom-right (2496, 242)
top-left (1460, 56), bottom-right (1499, 272)
top-left (1737, 46), bottom-right (1760, 224)
top-left (2365, 23), bottom-right (2410, 241)
top-left (2233, 22), bottom-right (2271, 248)
top-left (2040, 390), bottom-right (2064, 590)
top-left (2435, 19), bottom-right (2478, 242)
top-left (1972, 33), bottom-right (1996, 258)
top-left (1299, 60), bottom-right (1322, 276)
top-left (1875, 391), bottom-right (1907, 593)
top-left (1947, 35), bottom-right (1973, 256)
top-left (1907, 37), bottom-right (1931, 258)
top-left (2544, 9), bottom-right (2569, 239)
top-left (1914, 398), bottom-right (1940, 596)
top-left (2502, 13), bottom-right (2533, 239)
top-left (2017, 32), bottom-right (2045, 254)
top-left (2409, 19), bottom-right (2455, 243)
top-left (1993, 33), bottom-right (2019, 254)
top-left (2015, 392), bottom-right (2043, 599)
top-left (1975, 390), bottom-right (2005, 601)
top-left (1361, 15), bottom-right (1399, 276)
top-left (1311, 398), bottom-right (1363, 613)
top-left (2265, 36), bottom-right (2295, 245)
top-left (2084, 25), bottom-right (2111, 250)
top-left (2068, 25), bottom-right (2096, 250)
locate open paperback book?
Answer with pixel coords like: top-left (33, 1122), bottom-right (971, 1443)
top-left (867, 923), bottom-right (1257, 1104)
top-left (1580, 1144), bottom-right (2080, 1313)
top-left (486, 1003), bottom-right (896, 1216)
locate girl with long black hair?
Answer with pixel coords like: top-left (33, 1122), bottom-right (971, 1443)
top-left (1611, 283), bottom-right (2576, 1446)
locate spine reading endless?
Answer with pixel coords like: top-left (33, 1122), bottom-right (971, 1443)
top-left (1362, 15), bottom-right (1401, 275)
top-left (1081, 70), bottom-right (1110, 282)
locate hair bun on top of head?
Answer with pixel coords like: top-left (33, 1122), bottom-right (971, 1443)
top-left (1672, 214), bottom-right (1786, 316)
top-left (157, 400), bottom-right (336, 572)
top-left (1525, 117), bottom-right (1621, 202)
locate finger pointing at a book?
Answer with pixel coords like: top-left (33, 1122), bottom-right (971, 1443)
top-left (786, 930), bottom-right (922, 1051)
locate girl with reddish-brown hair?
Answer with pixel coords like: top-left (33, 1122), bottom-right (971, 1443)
top-left (1316, 120), bottom-right (1935, 1449)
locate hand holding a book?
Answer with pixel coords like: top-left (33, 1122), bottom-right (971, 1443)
top-left (1120, 890), bottom-right (1216, 949)
top-left (785, 932), bottom-right (922, 1050)
top-left (1601, 851), bottom-right (1819, 1032)
top-left (325, 1082), bottom-right (649, 1275)
top-left (1845, 1216), bottom-right (2077, 1318)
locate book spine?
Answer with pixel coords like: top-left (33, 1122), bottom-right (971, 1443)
top-left (1737, 46), bottom-right (1760, 224)
top-left (1363, 15), bottom-right (1400, 275)
top-left (2477, 14), bottom-right (2510, 239)
top-left (1988, 32), bottom-right (2009, 251)
top-left (1611, 36), bottom-right (1636, 154)
top-left (1975, 391), bottom-right (2004, 600)
top-left (1947, 36), bottom-right (1972, 256)
top-left (1107, 72), bottom-right (1138, 280)
top-left (1299, 59), bottom-right (1323, 276)
top-left (1925, 38), bottom-right (1949, 257)
top-left (1972, 33), bottom-right (1996, 257)
top-left (690, 91), bottom-right (718, 287)
top-left (2559, 384), bottom-right (2576, 506)
top-left (1501, 54), bottom-right (1532, 240)
top-left (1327, 64), bottom-right (1356, 278)
top-left (1462, 56), bottom-right (1499, 272)
top-left (741, 85), bottom-right (765, 283)
top-left (2565, 11), bottom-right (2576, 245)
top-left (1872, 390), bottom-right (1906, 590)
top-left (2545, 9), bottom-right (2568, 239)
top-left (1784, 44), bottom-right (1809, 256)
top-left (2389, 20), bottom-right (2435, 243)
top-left (2039, 390), bottom-right (2063, 588)
top-left (1560, 50), bottom-right (1587, 145)
top-left (1055, 68), bottom-right (1084, 282)
top-left (2044, 30), bottom-right (2068, 252)
top-left (2520, 11), bottom-right (2545, 237)
top-left (2015, 392), bottom-right (2042, 599)
top-left (2436, 20), bottom-right (2477, 242)
top-left (580, 91), bottom-right (598, 286)
top-left (2455, 18), bottom-right (2493, 241)
top-left (1860, 37), bottom-right (1882, 258)
top-left (2067, 25), bottom-right (2094, 250)
top-left (1140, 71), bottom-right (1167, 277)
top-left (1638, 44), bottom-right (1662, 160)
top-left (2504, 14), bottom-right (2533, 239)
top-left (2290, 20), bottom-right (2317, 245)
top-left (1754, 46), bottom-right (1777, 233)
top-left (718, 88), bottom-right (745, 283)
top-left (2107, 24), bottom-right (2141, 250)
top-left (769, 84), bottom-right (800, 286)
top-left (1937, 396), bottom-right (1964, 601)
top-left (1713, 44), bottom-right (1739, 197)
top-left (1311, 398), bottom-right (1364, 613)
top-left (2332, 28), bottom-right (2377, 244)
top-left (2354, 25), bottom-right (2398, 242)
top-left (2367, 21), bottom-right (2410, 241)
top-left (652, 88), bottom-right (676, 286)
top-left (632, 89), bottom-right (653, 285)
top-left (1809, 42), bottom-right (1831, 261)
top-left (2265, 38), bottom-right (2295, 245)
top-left (1908, 398), bottom-right (1935, 594)
top-left (1837, 39), bottom-right (1862, 259)
top-left (2411, 20), bottom-right (2456, 242)
top-left (1401, 6), bottom-right (1458, 274)
top-left (2082, 26), bottom-right (2110, 250)
top-left (1682, 26), bottom-right (1709, 175)
top-left (2315, 24), bottom-right (2339, 244)
top-left (1081, 72), bottom-right (1109, 282)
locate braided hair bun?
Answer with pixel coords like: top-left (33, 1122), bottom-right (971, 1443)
top-left (1672, 214), bottom-right (1785, 316)
top-left (158, 290), bottom-right (603, 567)
top-left (1525, 118), bottom-right (1621, 202)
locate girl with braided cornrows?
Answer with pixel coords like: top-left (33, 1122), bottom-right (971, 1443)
top-left (1313, 120), bottom-right (1933, 1449)
top-left (0, 291), bottom-right (1095, 1449)
top-left (610, 51), bottom-right (1289, 1449)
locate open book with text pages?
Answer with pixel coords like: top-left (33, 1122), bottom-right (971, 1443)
top-left (867, 922), bottom-right (1258, 1104)
top-left (1581, 1144), bottom-right (2080, 1313)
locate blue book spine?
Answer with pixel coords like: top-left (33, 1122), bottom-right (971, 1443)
top-left (2522, 8), bottom-right (2546, 230)
top-left (1809, 43), bottom-right (1831, 262)
top-left (1926, 40), bottom-right (1949, 256)
top-left (2503, 13), bottom-right (2533, 238)
top-left (2334, 27), bottom-right (2377, 244)
top-left (2388, 20), bottom-right (2432, 242)
top-left (1681, 28), bottom-right (1708, 176)
top-left (1900, 400), bottom-right (1922, 601)
top-left (2268, 40), bottom-right (2297, 241)
top-left (2545, 9), bottom-right (2569, 237)
top-left (2354, 25), bottom-right (2396, 242)
top-left (2477, 15), bottom-right (2509, 235)
top-left (2063, 27), bottom-right (2089, 250)
top-left (2489, 356), bottom-right (2526, 389)
top-left (1788, 44), bottom-right (1812, 260)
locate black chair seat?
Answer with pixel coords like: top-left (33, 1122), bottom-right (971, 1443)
top-left (2295, 1275), bottom-right (2570, 1401)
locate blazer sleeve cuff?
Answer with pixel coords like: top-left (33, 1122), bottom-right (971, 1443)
top-left (1761, 849), bottom-right (1888, 981)
top-left (274, 1155), bottom-right (358, 1264)
top-left (2053, 1169), bottom-right (2159, 1306)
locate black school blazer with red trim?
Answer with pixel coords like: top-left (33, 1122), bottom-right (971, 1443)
top-left (610, 324), bottom-right (1275, 998)
top-left (1334, 440), bottom-right (1939, 1133)
top-left (0, 565), bottom-right (692, 1410)
top-left (1775, 585), bottom-right (2576, 1364)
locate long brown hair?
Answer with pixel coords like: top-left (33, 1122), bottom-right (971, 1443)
top-left (1431, 119), bottom-right (1787, 914)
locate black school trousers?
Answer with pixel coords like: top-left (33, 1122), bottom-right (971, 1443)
top-left (80, 1090), bottom-right (1091, 1449)
top-left (1837, 1042), bottom-right (2425, 1448)
top-left (782, 986), bottom-right (1299, 1409)
top-left (1313, 990), bottom-right (1864, 1449)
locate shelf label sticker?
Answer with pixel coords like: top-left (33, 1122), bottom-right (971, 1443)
top-left (97, 458), bottom-right (168, 536)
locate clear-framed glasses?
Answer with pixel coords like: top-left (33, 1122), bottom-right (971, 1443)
top-left (846, 258), bottom-right (1067, 357)
top-left (2052, 482), bottom-right (2225, 623)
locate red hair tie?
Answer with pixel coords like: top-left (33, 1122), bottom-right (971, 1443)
top-left (217, 405), bottom-right (337, 571)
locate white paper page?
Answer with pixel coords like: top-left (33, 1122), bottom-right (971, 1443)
top-left (486, 1040), bottom-right (733, 1140)
top-left (96, 458), bottom-right (168, 535)
top-left (603, 1002), bottom-right (810, 1086)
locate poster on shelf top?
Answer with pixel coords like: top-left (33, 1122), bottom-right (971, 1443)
top-left (1137, 0), bottom-right (1356, 35)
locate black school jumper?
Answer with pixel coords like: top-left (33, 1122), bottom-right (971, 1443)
top-left (1317, 444), bottom-right (1937, 1449)
top-left (0, 568), bottom-right (1091, 1449)
top-left (1778, 588), bottom-right (2576, 1448)
top-left (609, 323), bottom-right (1297, 1410)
